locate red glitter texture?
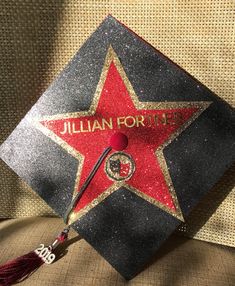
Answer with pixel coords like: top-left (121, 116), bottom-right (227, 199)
top-left (41, 62), bottom-right (199, 213)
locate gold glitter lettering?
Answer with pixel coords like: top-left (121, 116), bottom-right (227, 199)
top-left (92, 119), bottom-right (103, 132)
top-left (102, 118), bottom-right (113, 130)
top-left (72, 122), bottom-right (80, 133)
top-left (124, 116), bottom-right (136, 128)
top-left (135, 115), bottom-right (145, 127)
top-left (80, 121), bottom-right (89, 133)
top-left (87, 120), bottom-right (91, 132)
top-left (60, 122), bottom-right (68, 134)
top-left (117, 117), bottom-right (126, 128)
top-left (161, 113), bottom-right (168, 125)
top-left (145, 115), bottom-right (152, 127)
top-left (174, 112), bottom-right (184, 125)
top-left (165, 112), bottom-right (174, 125)
top-left (67, 121), bottom-right (72, 134)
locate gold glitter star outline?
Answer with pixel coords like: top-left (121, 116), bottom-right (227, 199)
top-left (31, 46), bottom-right (212, 223)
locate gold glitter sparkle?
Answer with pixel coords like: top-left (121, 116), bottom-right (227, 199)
top-left (30, 46), bottom-right (212, 224)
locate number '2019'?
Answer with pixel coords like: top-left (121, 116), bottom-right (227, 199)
top-left (34, 244), bottom-right (56, 264)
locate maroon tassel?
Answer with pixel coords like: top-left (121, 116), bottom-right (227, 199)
top-left (0, 227), bottom-right (69, 285)
top-left (0, 251), bottom-right (44, 285)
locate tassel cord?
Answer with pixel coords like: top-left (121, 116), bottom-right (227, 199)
top-left (0, 227), bottom-right (70, 286)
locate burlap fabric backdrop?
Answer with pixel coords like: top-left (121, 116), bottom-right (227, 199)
top-left (0, 0), bottom-right (234, 247)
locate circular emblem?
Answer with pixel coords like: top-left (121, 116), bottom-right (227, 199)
top-left (105, 152), bottom-right (135, 181)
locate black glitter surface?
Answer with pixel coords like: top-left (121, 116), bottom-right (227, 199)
top-left (0, 16), bottom-right (234, 279)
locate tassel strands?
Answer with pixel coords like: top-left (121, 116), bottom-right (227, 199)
top-left (0, 133), bottom-right (128, 285)
top-left (0, 227), bottom-right (70, 286)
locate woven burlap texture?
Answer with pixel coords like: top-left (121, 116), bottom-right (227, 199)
top-left (0, 0), bottom-right (234, 247)
top-left (1, 217), bottom-right (234, 286)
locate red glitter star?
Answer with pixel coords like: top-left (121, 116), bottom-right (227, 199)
top-left (36, 47), bottom-right (210, 221)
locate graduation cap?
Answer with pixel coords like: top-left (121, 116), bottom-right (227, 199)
top-left (0, 15), bottom-right (234, 284)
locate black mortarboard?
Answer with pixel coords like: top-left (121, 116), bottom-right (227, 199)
top-left (0, 15), bottom-right (234, 281)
